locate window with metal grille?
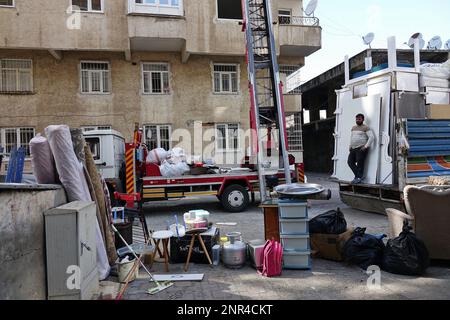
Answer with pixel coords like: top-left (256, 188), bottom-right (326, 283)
top-left (80, 61), bottom-right (110, 94)
top-left (216, 123), bottom-right (240, 151)
top-left (81, 125), bottom-right (112, 132)
top-left (280, 65), bottom-right (302, 94)
top-left (144, 125), bottom-right (172, 150)
top-left (72, 0), bottom-right (103, 12)
top-left (0, 59), bottom-right (33, 93)
top-left (286, 113), bottom-right (303, 151)
top-left (278, 9), bottom-right (292, 25)
top-left (142, 63), bottom-right (170, 94)
top-left (213, 64), bottom-right (239, 94)
top-left (0, 127), bottom-right (35, 156)
top-left (217, 0), bottom-right (242, 20)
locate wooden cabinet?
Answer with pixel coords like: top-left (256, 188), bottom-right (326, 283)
top-left (260, 201), bottom-right (280, 242)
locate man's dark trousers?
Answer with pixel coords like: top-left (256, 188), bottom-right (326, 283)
top-left (348, 147), bottom-right (368, 179)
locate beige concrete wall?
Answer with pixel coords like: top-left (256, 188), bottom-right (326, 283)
top-left (128, 0), bottom-right (316, 57)
top-left (0, 50), bottom-right (252, 156)
top-left (0, 186), bottom-right (67, 300)
top-left (0, 0), bottom-right (320, 61)
top-left (0, 0), bottom-right (129, 51)
top-left (0, 48), bottom-right (301, 164)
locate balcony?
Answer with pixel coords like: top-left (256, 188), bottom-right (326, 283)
top-left (277, 16), bottom-right (322, 57)
top-left (127, 0), bottom-right (186, 53)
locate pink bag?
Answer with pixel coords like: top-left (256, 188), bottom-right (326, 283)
top-left (259, 239), bottom-right (283, 277)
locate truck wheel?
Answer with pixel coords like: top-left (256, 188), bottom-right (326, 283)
top-left (221, 184), bottom-right (250, 213)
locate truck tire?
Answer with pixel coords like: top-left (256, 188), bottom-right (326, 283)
top-left (221, 184), bottom-right (250, 213)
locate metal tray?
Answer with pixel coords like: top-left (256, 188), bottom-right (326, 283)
top-left (274, 183), bottom-right (325, 198)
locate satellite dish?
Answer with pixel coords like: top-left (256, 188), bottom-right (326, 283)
top-left (407, 33), bottom-right (425, 49)
top-left (444, 39), bottom-right (450, 50)
top-left (362, 32), bottom-right (375, 48)
top-left (304, 0), bottom-right (318, 17)
top-left (427, 36), bottom-right (442, 50)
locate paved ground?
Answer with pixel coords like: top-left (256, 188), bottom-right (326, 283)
top-left (98, 173), bottom-right (450, 300)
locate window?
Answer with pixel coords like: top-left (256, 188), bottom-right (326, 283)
top-left (135, 0), bottom-right (180, 6)
top-left (72, 0), bottom-right (103, 12)
top-left (303, 109), bottom-right (310, 125)
top-left (216, 123), bottom-right (239, 151)
top-left (85, 137), bottom-right (101, 160)
top-left (217, 0), bottom-right (242, 20)
top-left (0, 0), bottom-right (14, 7)
top-left (130, 0), bottom-right (183, 16)
top-left (280, 65), bottom-right (302, 94)
top-left (144, 125), bottom-right (172, 150)
top-left (278, 9), bottom-right (292, 25)
top-left (286, 113), bottom-right (303, 151)
top-left (80, 61), bottom-right (110, 94)
top-left (142, 63), bottom-right (170, 94)
top-left (213, 64), bottom-right (239, 94)
top-left (81, 125), bottom-right (112, 132)
top-left (0, 59), bottom-right (33, 93)
top-left (0, 127), bottom-right (35, 156)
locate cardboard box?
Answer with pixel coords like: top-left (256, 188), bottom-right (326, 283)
top-left (310, 228), bottom-right (354, 262)
top-left (427, 104), bottom-right (450, 119)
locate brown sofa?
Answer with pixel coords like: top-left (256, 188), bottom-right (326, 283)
top-left (386, 185), bottom-right (450, 260)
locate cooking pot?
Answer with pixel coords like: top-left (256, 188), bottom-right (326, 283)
top-left (222, 232), bottom-right (247, 269)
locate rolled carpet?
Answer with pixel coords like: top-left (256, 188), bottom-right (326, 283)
top-left (45, 125), bottom-right (110, 280)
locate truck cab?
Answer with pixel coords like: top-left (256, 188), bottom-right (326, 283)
top-left (83, 129), bottom-right (125, 191)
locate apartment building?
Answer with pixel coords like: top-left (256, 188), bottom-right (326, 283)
top-left (0, 0), bottom-right (321, 169)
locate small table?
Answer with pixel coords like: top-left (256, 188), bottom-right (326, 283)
top-left (184, 229), bottom-right (213, 272)
top-left (151, 230), bottom-right (173, 272)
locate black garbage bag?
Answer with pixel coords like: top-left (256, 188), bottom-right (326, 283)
top-left (343, 227), bottom-right (385, 270)
top-left (309, 208), bottom-right (347, 234)
top-left (381, 221), bottom-right (429, 276)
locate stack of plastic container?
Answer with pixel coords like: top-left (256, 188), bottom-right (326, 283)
top-left (278, 199), bottom-right (311, 269)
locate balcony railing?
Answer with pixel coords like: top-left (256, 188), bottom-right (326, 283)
top-left (278, 16), bottom-right (320, 27)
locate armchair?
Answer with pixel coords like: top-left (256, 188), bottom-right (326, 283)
top-left (386, 185), bottom-right (450, 260)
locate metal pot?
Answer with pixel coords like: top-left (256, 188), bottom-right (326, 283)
top-left (222, 232), bottom-right (247, 269)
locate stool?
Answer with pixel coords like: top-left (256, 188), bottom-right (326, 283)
top-left (184, 229), bottom-right (213, 272)
top-left (150, 230), bottom-right (173, 272)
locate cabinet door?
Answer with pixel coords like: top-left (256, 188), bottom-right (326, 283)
top-left (78, 204), bottom-right (97, 282)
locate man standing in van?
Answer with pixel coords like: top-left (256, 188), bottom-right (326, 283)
top-left (348, 114), bottom-right (374, 184)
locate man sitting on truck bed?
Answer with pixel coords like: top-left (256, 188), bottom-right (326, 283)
top-left (348, 114), bottom-right (374, 184)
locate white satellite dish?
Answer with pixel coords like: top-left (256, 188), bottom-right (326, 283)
top-left (362, 32), bottom-right (375, 48)
top-left (407, 33), bottom-right (425, 49)
top-left (427, 36), bottom-right (443, 50)
top-left (444, 39), bottom-right (450, 50)
top-left (304, 0), bottom-right (318, 17)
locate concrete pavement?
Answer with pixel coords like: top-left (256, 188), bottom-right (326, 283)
top-left (98, 173), bottom-right (450, 300)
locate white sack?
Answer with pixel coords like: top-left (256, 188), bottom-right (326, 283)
top-left (146, 148), bottom-right (168, 164)
top-left (167, 147), bottom-right (187, 164)
top-left (45, 125), bottom-right (110, 280)
top-left (159, 160), bottom-right (190, 177)
top-left (420, 60), bottom-right (450, 79)
top-left (30, 134), bottom-right (58, 184)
